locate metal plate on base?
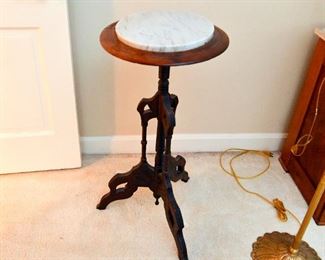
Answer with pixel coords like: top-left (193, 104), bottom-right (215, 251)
top-left (251, 231), bottom-right (320, 260)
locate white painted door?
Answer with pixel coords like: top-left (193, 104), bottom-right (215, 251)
top-left (0, 1), bottom-right (81, 174)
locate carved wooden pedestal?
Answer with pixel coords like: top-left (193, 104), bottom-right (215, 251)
top-left (97, 21), bottom-right (229, 260)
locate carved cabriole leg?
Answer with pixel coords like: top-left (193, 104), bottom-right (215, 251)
top-left (97, 93), bottom-right (158, 210)
top-left (96, 171), bottom-right (138, 210)
top-left (160, 72), bottom-right (189, 183)
top-left (158, 66), bottom-right (188, 260)
top-left (160, 174), bottom-right (188, 260)
top-left (160, 132), bottom-right (188, 260)
top-left (137, 94), bottom-right (162, 203)
top-left (96, 161), bottom-right (155, 210)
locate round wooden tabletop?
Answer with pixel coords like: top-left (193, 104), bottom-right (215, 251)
top-left (100, 22), bottom-right (229, 67)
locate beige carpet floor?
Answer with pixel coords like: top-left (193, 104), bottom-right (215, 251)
top-left (0, 153), bottom-right (324, 260)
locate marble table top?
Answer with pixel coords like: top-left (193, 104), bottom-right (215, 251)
top-left (115, 11), bottom-right (215, 52)
top-left (315, 28), bottom-right (325, 41)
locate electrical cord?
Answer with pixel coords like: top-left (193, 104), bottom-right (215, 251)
top-left (291, 77), bottom-right (325, 157)
top-left (219, 148), bottom-right (301, 225)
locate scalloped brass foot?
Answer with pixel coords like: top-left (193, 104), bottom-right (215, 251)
top-left (251, 231), bottom-right (320, 260)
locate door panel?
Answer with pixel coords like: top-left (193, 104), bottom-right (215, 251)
top-left (0, 1), bottom-right (81, 173)
top-left (0, 28), bottom-right (52, 134)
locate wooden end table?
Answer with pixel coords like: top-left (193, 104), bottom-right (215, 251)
top-left (96, 12), bottom-right (229, 259)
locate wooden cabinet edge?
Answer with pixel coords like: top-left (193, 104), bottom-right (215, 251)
top-left (279, 34), bottom-right (325, 225)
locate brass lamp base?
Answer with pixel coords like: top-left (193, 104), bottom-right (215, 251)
top-left (251, 231), bottom-right (320, 260)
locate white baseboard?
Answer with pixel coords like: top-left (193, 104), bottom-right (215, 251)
top-left (80, 133), bottom-right (287, 154)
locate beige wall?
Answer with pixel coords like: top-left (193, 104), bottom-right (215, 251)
top-left (68, 0), bottom-right (325, 137)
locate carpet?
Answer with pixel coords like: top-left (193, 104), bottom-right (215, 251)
top-left (0, 153), bottom-right (324, 259)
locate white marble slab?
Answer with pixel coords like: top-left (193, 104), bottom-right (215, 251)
top-left (315, 28), bottom-right (325, 41)
top-left (115, 10), bottom-right (215, 52)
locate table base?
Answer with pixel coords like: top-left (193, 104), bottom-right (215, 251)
top-left (97, 66), bottom-right (189, 260)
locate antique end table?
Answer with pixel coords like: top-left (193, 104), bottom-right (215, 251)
top-left (96, 11), bottom-right (229, 260)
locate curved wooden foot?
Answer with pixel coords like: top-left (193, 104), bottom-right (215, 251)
top-left (96, 182), bottom-right (138, 210)
top-left (97, 161), bottom-right (155, 210)
top-left (160, 173), bottom-right (188, 260)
